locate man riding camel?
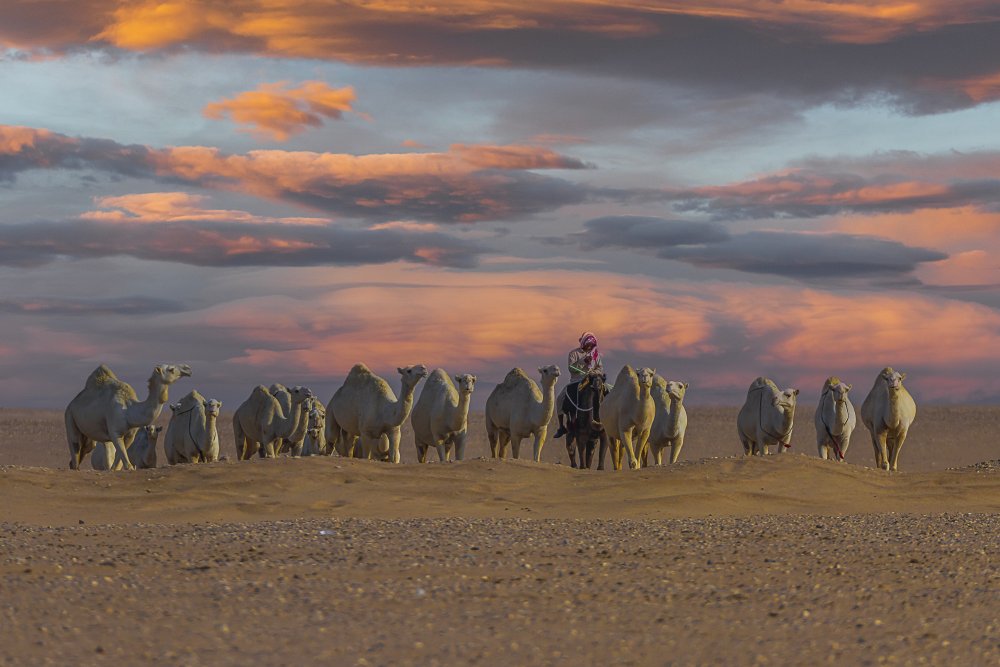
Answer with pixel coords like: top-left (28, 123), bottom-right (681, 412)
top-left (553, 331), bottom-right (604, 438)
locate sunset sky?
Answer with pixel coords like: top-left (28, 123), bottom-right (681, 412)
top-left (2, 0), bottom-right (1000, 408)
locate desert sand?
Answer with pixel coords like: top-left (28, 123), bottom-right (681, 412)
top-left (2, 407), bottom-right (999, 665)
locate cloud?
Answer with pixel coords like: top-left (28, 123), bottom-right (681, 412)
top-left (0, 124), bottom-right (592, 222)
top-left (671, 150), bottom-right (1000, 219)
top-left (573, 215), bottom-right (946, 280)
top-left (3, 2), bottom-right (1000, 112)
top-left (203, 81), bottom-right (357, 140)
top-left (0, 296), bottom-right (189, 316)
top-left (0, 193), bottom-right (486, 268)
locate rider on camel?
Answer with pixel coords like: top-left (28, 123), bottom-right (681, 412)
top-left (553, 331), bottom-right (604, 438)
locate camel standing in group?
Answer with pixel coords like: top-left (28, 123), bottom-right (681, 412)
top-left (233, 385), bottom-right (314, 459)
top-left (563, 371), bottom-right (609, 470)
top-left (814, 377), bottom-right (856, 462)
top-left (164, 390), bottom-right (222, 464)
top-left (485, 366), bottom-right (560, 462)
top-left (325, 363), bottom-right (428, 462)
top-left (302, 405), bottom-right (328, 456)
top-left (646, 376), bottom-right (689, 466)
top-left (65, 363), bottom-right (192, 470)
top-left (860, 367), bottom-right (916, 471)
top-left (737, 377), bottom-right (799, 456)
top-left (411, 369), bottom-right (476, 462)
top-left (600, 366), bottom-right (655, 470)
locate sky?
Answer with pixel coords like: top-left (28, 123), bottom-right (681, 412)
top-left (2, 0), bottom-right (1000, 408)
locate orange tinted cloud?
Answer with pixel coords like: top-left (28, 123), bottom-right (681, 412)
top-left (81, 192), bottom-right (333, 225)
top-left (204, 81), bottom-right (357, 140)
top-left (183, 265), bottom-right (1000, 401)
top-left (0, 124), bottom-right (590, 222)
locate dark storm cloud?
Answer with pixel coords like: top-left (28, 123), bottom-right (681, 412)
top-left (0, 296), bottom-right (191, 316)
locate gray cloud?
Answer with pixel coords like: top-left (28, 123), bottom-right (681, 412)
top-left (575, 215), bottom-right (947, 280)
top-left (0, 218), bottom-right (487, 269)
top-left (0, 296), bottom-right (191, 316)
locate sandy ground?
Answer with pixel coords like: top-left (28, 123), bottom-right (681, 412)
top-left (2, 407), bottom-right (999, 665)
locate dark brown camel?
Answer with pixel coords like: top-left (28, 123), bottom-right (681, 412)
top-left (564, 371), bottom-right (610, 469)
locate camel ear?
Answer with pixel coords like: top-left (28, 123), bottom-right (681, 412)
top-left (454, 375), bottom-right (463, 384)
top-left (792, 389), bottom-right (800, 396)
top-left (650, 368), bottom-right (656, 375)
top-left (537, 367), bottom-right (544, 373)
top-left (900, 373), bottom-right (906, 380)
top-left (846, 383), bottom-right (852, 391)
top-left (398, 367), bottom-right (405, 374)
top-left (683, 382), bottom-right (689, 389)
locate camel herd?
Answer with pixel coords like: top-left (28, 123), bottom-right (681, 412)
top-left (62, 362), bottom-right (917, 473)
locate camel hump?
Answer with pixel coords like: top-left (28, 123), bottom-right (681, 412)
top-left (250, 385), bottom-right (272, 401)
top-left (425, 368), bottom-right (453, 388)
top-left (85, 364), bottom-right (138, 401)
top-left (176, 389), bottom-right (206, 410)
top-left (749, 376), bottom-right (779, 394)
top-left (496, 368), bottom-right (537, 392)
top-left (347, 363), bottom-right (374, 380)
top-left (614, 365), bottom-right (638, 386)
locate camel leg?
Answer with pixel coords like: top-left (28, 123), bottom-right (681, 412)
top-left (889, 430), bottom-right (907, 472)
top-left (453, 433), bottom-right (467, 461)
top-left (532, 428), bottom-right (547, 463)
top-left (620, 429), bottom-right (639, 469)
top-left (610, 439), bottom-right (623, 471)
top-left (436, 443), bottom-right (449, 462)
top-left (670, 436), bottom-right (685, 464)
top-left (818, 441), bottom-right (828, 460)
top-left (416, 441), bottom-right (429, 463)
top-left (487, 423), bottom-right (499, 458)
top-left (498, 431), bottom-right (511, 459)
top-left (596, 433), bottom-right (608, 470)
top-left (511, 436), bottom-right (523, 460)
top-left (876, 431), bottom-right (889, 470)
top-left (388, 428), bottom-right (401, 464)
top-left (112, 437), bottom-right (134, 470)
top-left (738, 433), bottom-right (751, 457)
top-left (566, 432), bottom-right (578, 468)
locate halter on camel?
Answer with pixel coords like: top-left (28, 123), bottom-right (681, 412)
top-left (819, 389), bottom-right (849, 461)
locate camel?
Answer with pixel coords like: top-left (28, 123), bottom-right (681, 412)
top-left (412, 369), bottom-right (477, 462)
top-left (325, 363), bottom-right (429, 463)
top-left (302, 405), bottom-right (328, 456)
top-left (91, 425), bottom-right (161, 471)
top-left (646, 376), bottom-right (689, 466)
top-left (485, 365), bottom-right (561, 462)
top-left (599, 366), bottom-right (656, 470)
top-left (65, 363), bottom-right (192, 470)
top-left (860, 367), bottom-right (917, 471)
top-left (814, 377), bottom-right (856, 462)
top-left (233, 385), bottom-right (314, 460)
top-left (737, 377), bottom-right (799, 456)
top-left (564, 371), bottom-right (609, 469)
top-left (164, 390), bottom-right (222, 464)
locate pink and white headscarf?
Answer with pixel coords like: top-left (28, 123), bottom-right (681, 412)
top-left (579, 331), bottom-right (600, 367)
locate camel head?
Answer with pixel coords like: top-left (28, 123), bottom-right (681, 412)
top-left (665, 380), bottom-right (688, 402)
top-left (142, 424), bottom-right (163, 442)
top-left (203, 399), bottom-right (222, 417)
top-left (537, 365), bottom-right (561, 384)
top-left (773, 388), bottom-right (799, 412)
top-left (288, 386), bottom-right (315, 404)
top-left (398, 365), bottom-right (430, 387)
top-left (307, 427), bottom-right (321, 439)
top-left (637, 367), bottom-right (656, 389)
top-left (308, 407), bottom-right (325, 429)
top-left (454, 374), bottom-right (477, 395)
top-left (154, 364), bottom-right (192, 385)
top-left (826, 379), bottom-right (852, 404)
top-left (879, 367), bottom-right (906, 390)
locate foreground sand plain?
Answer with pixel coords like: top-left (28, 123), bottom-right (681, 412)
top-left (1, 407), bottom-right (999, 665)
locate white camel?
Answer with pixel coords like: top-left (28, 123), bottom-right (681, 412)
top-left (233, 385), bottom-right (314, 459)
top-left (737, 377), bottom-right (799, 456)
top-left (164, 390), bottom-right (222, 464)
top-left (302, 405), bottom-right (328, 456)
top-left (646, 376), bottom-right (689, 466)
top-left (484, 365), bottom-right (560, 462)
top-left (65, 363), bottom-right (191, 470)
top-left (860, 367), bottom-right (917, 471)
top-left (325, 363), bottom-right (428, 463)
top-left (412, 369), bottom-right (477, 462)
top-left (600, 366), bottom-right (656, 470)
top-left (814, 377), bottom-right (856, 462)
